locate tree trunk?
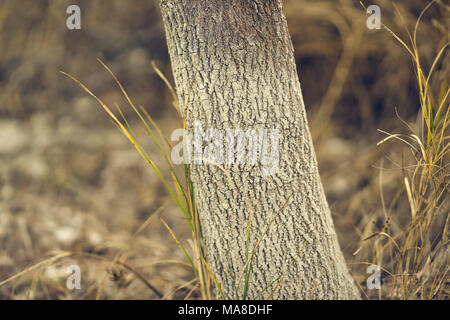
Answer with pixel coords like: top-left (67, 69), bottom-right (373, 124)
top-left (159, 0), bottom-right (360, 299)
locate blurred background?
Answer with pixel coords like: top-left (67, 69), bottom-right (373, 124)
top-left (0, 0), bottom-right (448, 299)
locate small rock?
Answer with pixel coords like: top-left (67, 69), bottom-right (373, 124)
top-left (0, 121), bottom-right (28, 154)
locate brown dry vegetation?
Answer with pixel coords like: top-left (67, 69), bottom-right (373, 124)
top-left (0, 0), bottom-right (448, 299)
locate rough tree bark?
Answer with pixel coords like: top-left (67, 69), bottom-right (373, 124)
top-left (159, 0), bottom-right (360, 299)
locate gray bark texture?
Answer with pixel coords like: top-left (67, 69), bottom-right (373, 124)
top-left (159, 0), bottom-right (361, 299)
